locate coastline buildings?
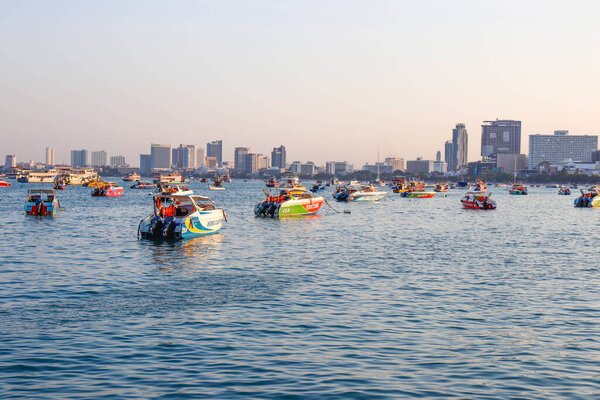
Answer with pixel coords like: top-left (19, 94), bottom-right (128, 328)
top-left (271, 146), bottom-right (286, 169)
top-left (45, 147), bottom-right (55, 166)
top-left (4, 155), bottom-right (16, 170)
top-left (110, 155), bottom-right (126, 168)
top-left (496, 153), bottom-right (528, 175)
top-left (71, 150), bottom-right (88, 167)
top-left (172, 144), bottom-right (198, 169)
top-left (207, 140), bottom-right (223, 167)
top-left (234, 147), bottom-right (249, 174)
top-left (140, 154), bottom-right (152, 174)
top-left (91, 150), bottom-right (107, 167)
top-left (406, 158), bottom-right (434, 174)
top-left (528, 130), bottom-right (598, 169)
top-left (325, 161), bottom-right (353, 175)
top-left (384, 157), bottom-right (405, 172)
top-left (481, 119), bottom-right (521, 161)
top-left (151, 144), bottom-right (171, 171)
top-left (444, 123), bottom-right (468, 171)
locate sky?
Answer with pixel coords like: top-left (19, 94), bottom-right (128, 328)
top-left (1, 0), bottom-right (599, 167)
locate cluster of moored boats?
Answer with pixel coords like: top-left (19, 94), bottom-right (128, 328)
top-left (5, 172), bottom-right (600, 241)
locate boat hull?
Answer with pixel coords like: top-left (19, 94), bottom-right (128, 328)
top-left (574, 195), bottom-right (600, 207)
top-left (139, 209), bottom-right (225, 240)
top-left (401, 191), bottom-right (436, 198)
top-left (25, 199), bottom-right (59, 216)
top-left (209, 185), bottom-right (226, 190)
top-left (278, 197), bottom-right (324, 217)
top-left (508, 190), bottom-right (527, 195)
top-left (347, 192), bottom-right (387, 202)
top-left (0, 181), bottom-right (11, 187)
top-left (92, 187), bottom-right (124, 197)
top-left (461, 200), bottom-right (496, 210)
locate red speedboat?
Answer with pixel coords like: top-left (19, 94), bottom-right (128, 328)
top-left (461, 191), bottom-right (496, 210)
top-left (0, 180), bottom-right (11, 187)
top-left (92, 182), bottom-right (124, 197)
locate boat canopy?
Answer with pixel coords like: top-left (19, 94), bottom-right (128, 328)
top-left (27, 189), bottom-right (56, 195)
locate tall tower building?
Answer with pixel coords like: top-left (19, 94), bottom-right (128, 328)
top-left (71, 150), bottom-right (88, 167)
top-left (453, 123), bottom-right (468, 169)
top-left (4, 154), bottom-right (16, 169)
top-left (207, 140), bottom-right (223, 167)
top-left (234, 147), bottom-right (250, 173)
top-left (140, 154), bottom-right (152, 174)
top-left (444, 140), bottom-right (455, 171)
top-left (271, 145), bottom-right (286, 169)
top-left (481, 119), bottom-right (521, 161)
top-left (196, 148), bottom-right (205, 167)
top-left (45, 147), bottom-right (55, 166)
top-left (150, 144), bottom-right (171, 171)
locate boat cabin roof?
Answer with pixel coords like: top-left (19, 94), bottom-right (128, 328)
top-left (156, 194), bottom-right (213, 202)
top-left (28, 189), bottom-right (56, 195)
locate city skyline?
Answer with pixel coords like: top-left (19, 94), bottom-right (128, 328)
top-left (2, 1), bottom-right (600, 166)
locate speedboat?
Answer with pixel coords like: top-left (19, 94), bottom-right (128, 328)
top-left (153, 173), bottom-right (184, 184)
top-left (91, 182), bottom-right (124, 197)
top-left (255, 189), bottom-right (325, 217)
top-left (130, 181), bottom-right (156, 189)
top-left (25, 189), bottom-right (60, 216)
top-left (333, 184), bottom-right (387, 202)
top-left (574, 187), bottom-right (600, 208)
top-left (434, 183), bottom-right (449, 192)
top-left (310, 181), bottom-right (326, 193)
top-left (0, 179), bottom-right (11, 187)
top-left (265, 177), bottom-right (279, 187)
top-left (461, 191), bottom-right (496, 210)
top-left (400, 189), bottom-right (436, 198)
top-left (508, 183), bottom-right (528, 195)
top-left (470, 179), bottom-right (487, 192)
top-left (84, 180), bottom-right (107, 188)
top-left (123, 173), bottom-right (141, 181)
top-left (139, 194), bottom-right (226, 240)
top-left (558, 186), bottom-right (571, 195)
top-left (157, 183), bottom-right (193, 195)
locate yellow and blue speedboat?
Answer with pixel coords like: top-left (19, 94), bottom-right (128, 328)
top-left (138, 194), bottom-right (226, 240)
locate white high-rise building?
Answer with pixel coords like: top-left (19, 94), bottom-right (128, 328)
top-left (528, 130), bottom-right (598, 169)
top-left (110, 155), bottom-right (126, 168)
top-left (45, 147), bottom-right (55, 166)
top-left (4, 154), bottom-right (16, 169)
top-left (91, 151), bottom-right (107, 167)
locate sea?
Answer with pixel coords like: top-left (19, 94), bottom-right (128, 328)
top-left (1, 180), bottom-right (599, 399)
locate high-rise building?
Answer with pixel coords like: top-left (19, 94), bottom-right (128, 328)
top-left (444, 140), bottom-right (455, 170)
top-left (301, 162), bottom-right (316, 176)
top-left (384, 157), bottom-right (405, 172)
top-left (234, 147), bottom-right (250, 174)
top-left (196, 148), bottom-right (205, 167)
top-left (496, 153), bottom-right (528, 175)
top-left (481, 119), bottom-right (521, 161)
top-left (453, 123), bottom-right (468, 168)
top-left (140, 154), bottom-right (152, 174)
top-left (207, 140), bottom-right (223, 167)
top-left (91, 150), bottom-right (107, 167)
top-left (435, 151), bottom-right (441, 162)
top-left (245, 153), bottom-right (261, 174)
top-left (71, 150), bottom-right (88, 167)
top-left (45, 147), bottom-right (55, 166)
top-left (182, 145), bottom-right (196, 169)
top-left (172, 148), bottom-right (182, 168)
top-left (445, 123), bottom-right (468, 171)
top-left (4, 154), bottom-right (16, 169)
top-left (528, 130), bottom-right (598, 169)
top-left (151, 144), bottom-right (171, 171)
top-left (271, 145), bottom-right (286, 169)
top-left (110, 155), bottom-right (126, 168)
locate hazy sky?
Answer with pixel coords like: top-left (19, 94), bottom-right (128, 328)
top-left (2, 0), bottom-right (599, 167)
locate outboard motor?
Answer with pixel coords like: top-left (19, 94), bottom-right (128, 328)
top-left (150, 217), bottom-right (163, 240)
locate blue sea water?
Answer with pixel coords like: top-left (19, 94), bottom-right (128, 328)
top-left (1, 181), bottom-right (599, 399)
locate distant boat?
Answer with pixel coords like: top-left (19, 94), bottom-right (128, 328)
top-left (209, 185), bottom-right (226, 191)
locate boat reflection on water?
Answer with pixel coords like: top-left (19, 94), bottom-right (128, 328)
top-left (140, 233), bottom-right (225, 270)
